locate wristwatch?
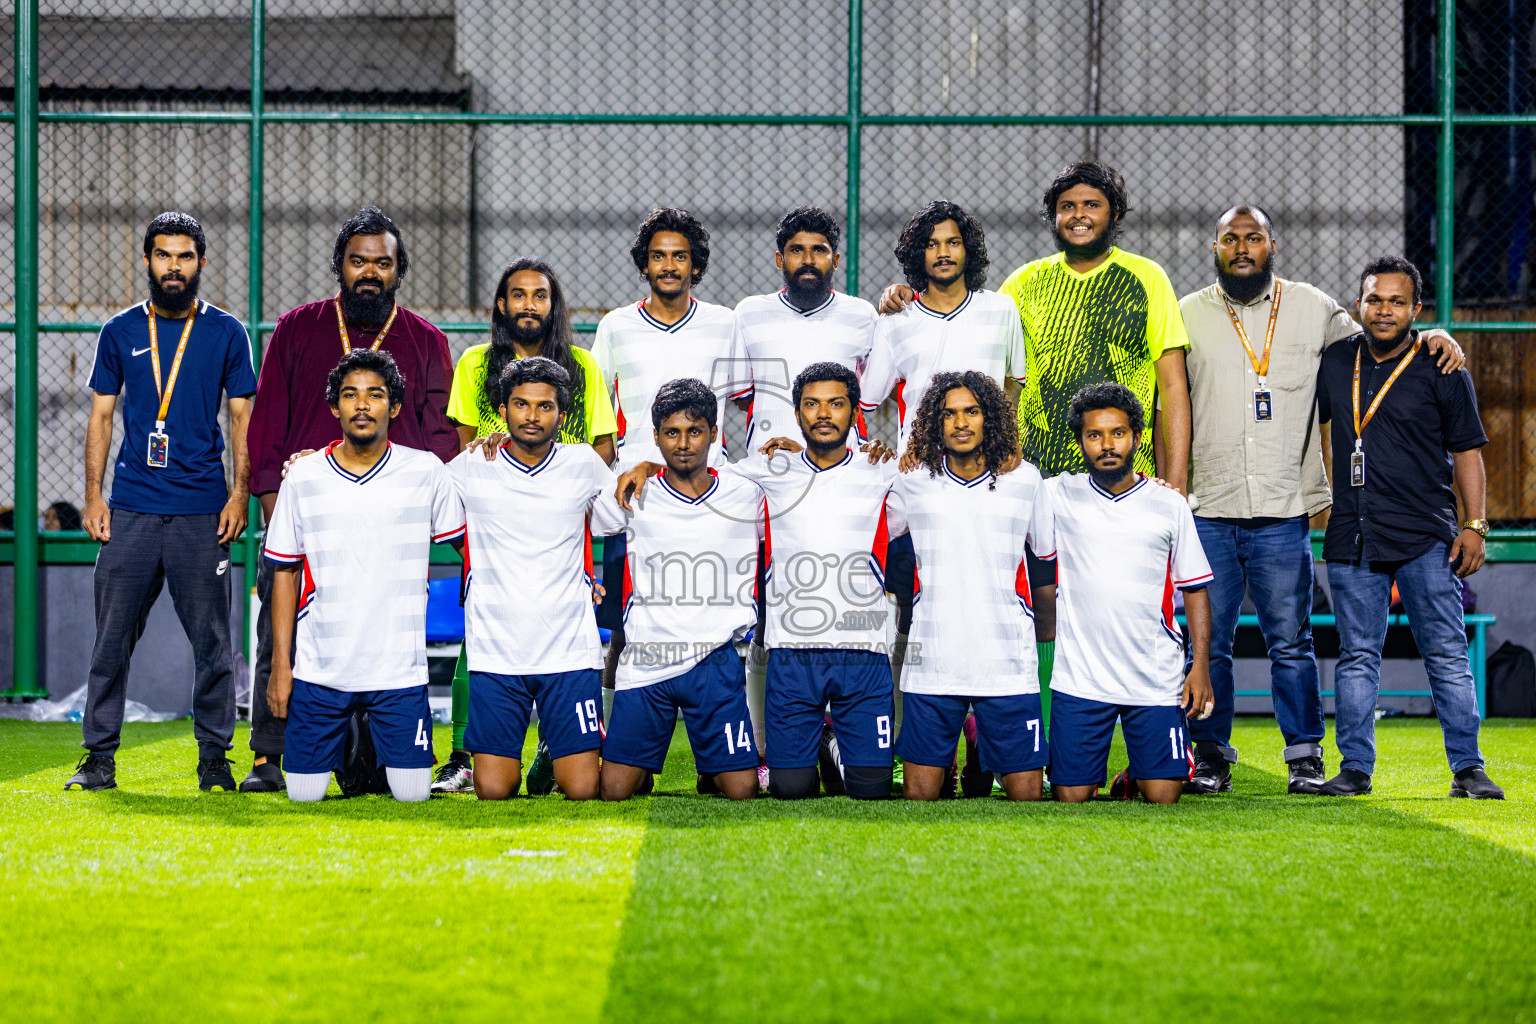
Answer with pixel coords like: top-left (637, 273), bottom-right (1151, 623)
top-left (1462, 519), bottom-right (1490, 537)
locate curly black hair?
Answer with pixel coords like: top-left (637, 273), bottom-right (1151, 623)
top-left (1039, 162), bottom-right (1131, 224)
top-left (894, 200), bottom-right (990, 293)
top-left (326, 349), bottom-right (407, 408)
top-left (496, 355), bottom-right (573, 413)
top-left (330, 205), bottom-right (410, 284)
top-left (1066, 381), bottom-right (1145, 438)
top-left (903, 370), bottom-right (1018, 490)
top-left (792, 360), bottom-right (860, 410)
top-left (629, 207), bottom-right (711, 285)
top-left (775, 206), bottom-right (842, 253)
top-left (651, 377), bottom-right (718, 430)
top-left (143, 211), bottom-right (206, 259)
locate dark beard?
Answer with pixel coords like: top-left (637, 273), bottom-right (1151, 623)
top-left (147, 268), bottom-right (201, 314)
top-left (803, 422), bottom-right (852, 455)
top-left (508, 315), bottom-right (547, 346)
top-left (782, 265), bottom-right (831, 309)
top-left (1214, 250), bottom-right (1274, 304)
top-left (1368, 325), bottom-right (1415, 352)
top-left (1087, 460), bottom-right (1133, 488)
top-left (1053, 224), bottom-right (1114, 263)
top-left (338, 280), bottom-right (399, 329)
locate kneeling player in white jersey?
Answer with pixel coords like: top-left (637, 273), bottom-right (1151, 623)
top-left (884, 371), bottom-right (1050, 801)
top-left (450, 357), bottom-right (614, 801)
top-left (596, 379), bottom-right (763, 801)
top-left (620, 362), bottom-right (900, 799)
top-left (1034, 382), bottom-right (1214, 805)
top-left (264, 350), bottom-right (466, 803)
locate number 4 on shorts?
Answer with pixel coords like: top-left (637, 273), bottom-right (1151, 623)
top-left (414, 719), bottom-right (430, 750)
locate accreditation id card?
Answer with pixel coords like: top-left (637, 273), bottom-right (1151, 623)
top-left (1349, 446), bottom-right (1365, 488)
top-left (1253, 389), bottom-right (1272, 421)
top-left (147, 430), bottom-right (169, 468)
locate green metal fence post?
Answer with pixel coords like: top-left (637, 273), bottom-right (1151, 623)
top-left (845, 0), bottom-right (862, 296)
top-left (242, 0), bottom-right (265, 662)
top-left (1434, 0), bottom-right (1456, 328)
top-left (6, 0), bottom-right (45, 699)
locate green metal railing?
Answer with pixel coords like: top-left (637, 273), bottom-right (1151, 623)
top-left (4, 0), bottom-right (1533, 696)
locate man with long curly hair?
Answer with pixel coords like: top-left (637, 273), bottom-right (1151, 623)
top-left (862, 200), bottom-right (1025, 453)
top-left (883, 371), bottom-right (1050, 801)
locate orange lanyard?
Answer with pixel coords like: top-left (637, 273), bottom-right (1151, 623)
top-left (334, 295), bottom-right (397, 353)
top-left (147, 303), bottom-right (196, 430)
top-left (1223, 279), bottom-right (1282, 386)
top-left (1352, 337), bottom-right (1420, 447)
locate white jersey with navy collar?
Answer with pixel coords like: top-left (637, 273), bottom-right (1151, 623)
top-left (730, 289), bottom-right (877, 451)
top-left (724, 449), bottom-right (899, 651)
top-left (862, 289), bottom-right (1026, 450)
top-left (450, 442), bottom-right (615, 676)
top-left (591, 469), bottom-right (765, 689)
top-left (1031, 472), bottom-right (1214, 706)
top-left (590, 297), bottom-right (741, 470)
top-left (263, 442), bottom-right (466, 692)
top-left (883, 457), bottom-right (1048, 697)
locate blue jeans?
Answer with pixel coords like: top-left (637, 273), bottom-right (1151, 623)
top-left (1327, 542), bottom-right (1484, 776)
top-left (1192, 516), bottom-right (1324, 761)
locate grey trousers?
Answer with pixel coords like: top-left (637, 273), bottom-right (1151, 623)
top-left (82, 510), bottom-right (236, 759)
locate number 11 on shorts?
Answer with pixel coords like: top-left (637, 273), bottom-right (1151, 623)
top-left (723, 720), bottom-right (750, 756)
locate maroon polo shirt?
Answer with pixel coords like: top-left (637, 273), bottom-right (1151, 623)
top-left (248, 297), bottom-right (458, 496)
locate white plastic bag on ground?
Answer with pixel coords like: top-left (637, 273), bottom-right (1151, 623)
top-left (27, 685), bottom-right (179, 723)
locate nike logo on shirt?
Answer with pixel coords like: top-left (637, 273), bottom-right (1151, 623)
top-left (132, 346), bottom-right (153, 356)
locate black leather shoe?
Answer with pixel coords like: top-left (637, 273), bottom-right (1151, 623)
top-left (1449, 767), bottom-right (1505, 800)
top-left (1182, 755), bottom-right (1231, 795)
top-left (1320, 768), bottom-right (1372, 796)
top-left (64, 753), bottom-right (117, 791)
top-left (240, 757), bottom-right (286, 793)
top-left (198, 756), bottom-right (239, 792)
top-left (1287, 755), bottom-right (1327, 795)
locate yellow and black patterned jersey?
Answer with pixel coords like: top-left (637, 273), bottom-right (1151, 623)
top-left (999, 247), bottom-right (1189, 478)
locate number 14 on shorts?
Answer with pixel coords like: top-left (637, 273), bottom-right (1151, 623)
top-left (723, 720), bottom-right (751, 756)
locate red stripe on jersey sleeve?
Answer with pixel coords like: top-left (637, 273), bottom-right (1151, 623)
top-left (583, 516), bottom-right (595, 585)
top-left (1161, 558), bottom-right (1182, 641)
top-left (613, 380), bottom-right (627, 440)
top-left (871, 503), bottom-right (890, 580)
top-left (298, 557), bottom-right (317, 613)
top-left (894, 379), bottom-right (907, 428)
top-left (1014, 556), bottom-right (1034, 610)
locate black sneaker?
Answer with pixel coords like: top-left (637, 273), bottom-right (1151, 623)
top-left (239, 756), bottom-right (286, 793)
top-left (198, 756), bottom-right (239, 792)
top-left (1287, 756), bottom-right (1327, 795)
top-left (1449, 767), bottom-right (1505, 800)
top-left (1183, 755), bottom-right (1232, 795)
top-left (64, 753), bottom-right (116, 791)
top-left (1109, 769), bottom-right (1139, 801)
top-left (1319, 768), bottom-right (1372, 796)
top-left (430, 749), bottom-right (473, 794)
top-left (635, 772), bottom-right (655, 796)
top-left (525, 740), bottom-right (555, 795)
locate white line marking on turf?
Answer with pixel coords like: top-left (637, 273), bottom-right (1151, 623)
top-left (502, 848), bottom-right (564, 858)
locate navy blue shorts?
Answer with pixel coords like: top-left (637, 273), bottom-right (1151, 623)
top-left (464, 669), bottom-right (603, 761)
top-left (596, 533), bottom-right (626, 632)
top-left (285, 679), bottom-right (434, 773)
top-left (767, 647), bottom-right (893, 770)
top-left (1048, 691), bottom-right (1194, 787)
top-left (896, 691), bottom-right (1046, 774)
top-left (604, 643), bottom-right (758, 775)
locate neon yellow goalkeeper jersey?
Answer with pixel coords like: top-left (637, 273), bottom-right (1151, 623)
top-left (999, 247), bottom-right (1189, 478)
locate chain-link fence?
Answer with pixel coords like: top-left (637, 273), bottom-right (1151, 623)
top-left (4, 0), bottom-right (1536, 532)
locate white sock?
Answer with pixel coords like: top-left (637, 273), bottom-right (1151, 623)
top-left (287, 771), bottom-right (330, 802)
top-left (745, 642), bottom-right (769, 758)
top-left (386, 767), bottom-right (431, 803)
top-left (602, 686), bottom-right (614, 723)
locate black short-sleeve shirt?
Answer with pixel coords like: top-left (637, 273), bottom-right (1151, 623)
top-left (1316, 331), bottom-right (1487, 564)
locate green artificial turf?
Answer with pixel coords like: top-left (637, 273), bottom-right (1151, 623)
top-left (1, 718), bottom-right (1532, 1024)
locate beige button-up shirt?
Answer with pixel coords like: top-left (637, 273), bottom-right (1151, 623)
top-left (1181, 277), bottom-right (1358, 520)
